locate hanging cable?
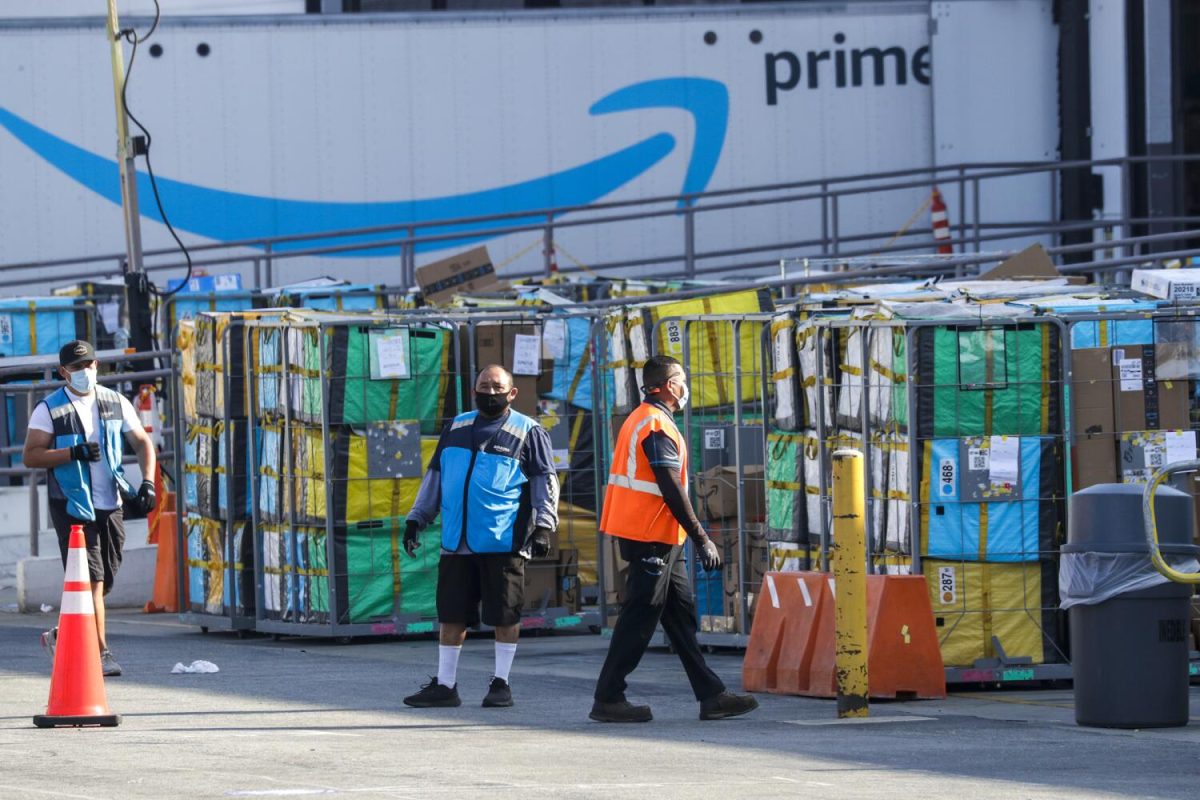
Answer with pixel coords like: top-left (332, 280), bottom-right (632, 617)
top-left (119, 0), bottom-right (193, 299)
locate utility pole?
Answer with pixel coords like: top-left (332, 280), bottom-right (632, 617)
top-left (104, 0), bottom-right (154, 354)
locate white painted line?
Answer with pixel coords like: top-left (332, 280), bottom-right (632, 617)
top-left (766, 574), bottom-right (780, 609)
top-left (797, 578), bottom-right (813, 607)
top-left (827, 577), bottom-right (836, 596)
top-left (783, 715), bottom-right (936, 727)
top-left (226, 791), bottom-right (335, 797)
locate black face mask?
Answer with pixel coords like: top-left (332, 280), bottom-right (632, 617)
top-left (475, 392), bottom-right (511, 417)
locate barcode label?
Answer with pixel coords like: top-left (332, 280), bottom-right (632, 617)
top-left (968, 448), bottom-right (988, 471)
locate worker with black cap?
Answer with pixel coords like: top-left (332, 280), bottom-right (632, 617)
top-left (23, 340), bottom-right (157, 677)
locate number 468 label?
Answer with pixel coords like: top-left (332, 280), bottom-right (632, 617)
top-left (938, 457), bottom-right (957, 498)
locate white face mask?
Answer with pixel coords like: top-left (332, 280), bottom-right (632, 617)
top-left (674, 381), bottom-right (690, 410)
top-left (68, 367), bottom-right (97, 394)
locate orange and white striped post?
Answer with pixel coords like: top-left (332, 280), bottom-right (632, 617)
top-left (930, 187), bottom-right (953, 255)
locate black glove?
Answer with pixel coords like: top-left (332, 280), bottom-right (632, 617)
top-left (70, 442), bottom-right (101, 462)
top-left (137, 480), bottom-right (156, 514)
top-left (403, 520), bottom-right (421, 559)
top-left (698, 537), bottom-right (722, 571)
top-left (529, 526), bottom-right (552, 559)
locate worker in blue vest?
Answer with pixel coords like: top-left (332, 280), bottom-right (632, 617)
top-left (402, 364), bottom-right (559, 709)
top-left (23, 340), bottom-right (157, 677)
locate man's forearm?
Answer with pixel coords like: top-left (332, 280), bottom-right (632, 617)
top-left (23, 446), bottom-right (72, 469)
top-left (650, 464), bottom-right (707, 543)
top-left (136, 437), bottom-right (156, 483)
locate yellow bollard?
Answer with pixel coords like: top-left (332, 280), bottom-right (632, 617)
top-left (831, 449), bottom-right (869, 718)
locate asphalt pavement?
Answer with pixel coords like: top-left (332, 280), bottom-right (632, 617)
top-left (2, 609), bottom-right (1199, 800)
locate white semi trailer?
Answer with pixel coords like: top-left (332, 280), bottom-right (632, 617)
top-left (0, 1), bottom-right (1162, 285)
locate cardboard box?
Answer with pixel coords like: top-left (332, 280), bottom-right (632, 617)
top-left (416, 246), bottom-right (504, 305)
top-left (523, 558), bottom-right (560, 611)
top-left (1110, 345), bottom-right (1190, 433)
top-left (694, 465), bottom-right (766, 522)
top-left (1131, 268), bottom-right (1200, 302)
top-left (474, 321), bottom-right (542, 417)
top-left (1071, 348), bottom-right (1118, 489)
top-left (557, 548), bottom-right (580, 613)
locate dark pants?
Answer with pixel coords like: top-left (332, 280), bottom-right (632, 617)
top-left (50, 500), bottom-right (125, 595)
top-left (594, 538), bottom-right (726, 703)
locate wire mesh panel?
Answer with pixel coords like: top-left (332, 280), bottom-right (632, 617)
top-left (637, 304), bottom-right (774, 644)
top-left (249, 312), bottom-right (460, 636)
top-left (175, 311), bottom-right (262, 632)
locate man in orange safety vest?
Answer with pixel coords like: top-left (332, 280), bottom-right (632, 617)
top-left (590, 355), bottom-right (759, 723)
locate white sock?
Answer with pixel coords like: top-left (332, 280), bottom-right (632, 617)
top-left (437, 645), bottom-right (461, 689)
top-left (494, 642), bottom-right (518, 682)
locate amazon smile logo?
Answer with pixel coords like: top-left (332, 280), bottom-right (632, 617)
top-left (0, 77), bottom-right (728, 258)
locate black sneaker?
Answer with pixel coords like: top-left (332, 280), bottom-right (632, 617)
top-left (589, 699), bottom-right (653, 723)
top-left (699, 691), bottom-right (759, 720)
top-left (403, 677), bottom-right (461, 708)
top-left (482, 677), bottom-right (513, 708)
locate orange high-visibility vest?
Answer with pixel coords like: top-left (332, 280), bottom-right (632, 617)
top-left (600, 401), bottom-right (689, 546)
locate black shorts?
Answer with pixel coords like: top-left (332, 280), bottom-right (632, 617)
top-left (437, 553), bottom-right (525, 628)
top-left (50, 501), bottom-right (126, 594)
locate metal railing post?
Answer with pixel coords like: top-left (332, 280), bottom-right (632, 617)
top-left (957, 167), bottom-right (967, 247)
top-left (264, 241), bottom-right (274, 288)
top-left (252, 257), bottom-right (261, 290)
top-left (684, 207), bottom-right (696, 279)
top-left (820, 181), bottom-right (830, 255)
top-left (544, 215), bottom-right (555, 277)
top-left (28, 472), bottom-right (40, 558)
top-left (831, 194), bottom-right (841, 255)
top-left (972, 178), bottom-right (982, 253)
top-left (1120, 158), bottom-right (1133, 259)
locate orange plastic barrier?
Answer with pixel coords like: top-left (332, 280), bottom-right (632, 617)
top-left (34, 526), bottom-right (120, 728)
top-left (143, 510), bottom-right (179, 614)
top-left (742, 572), bottom-right (946, 700)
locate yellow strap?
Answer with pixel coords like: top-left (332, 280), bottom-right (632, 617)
top-left (869, 359), bottom-right (906, 384)
top-left (980, 561), bottom-right (994, 658)
top-left (978, 501), bottom-right (989, 562)
top-left (767, 480), bottom-right (802, 491)
top-left (772, 367), bottom-right (796, 382)
top-left (565, 335), bottom-right (592, 405)
top-left (391, 525), bottom-right (402, 599)
top-left (839, 364), bottom-right (863, 377)
top-left (28, 301), bottom-right (37, 354)
top-left (770, 318), bottom-right (793, 336)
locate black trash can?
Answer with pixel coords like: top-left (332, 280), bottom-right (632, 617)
top-left (1063, 483), bottom-right (1199, 728)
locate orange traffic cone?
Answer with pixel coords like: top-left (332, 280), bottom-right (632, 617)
top-left (33, 525), bottom-right (120, 728)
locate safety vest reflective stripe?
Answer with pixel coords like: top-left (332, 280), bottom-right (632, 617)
top-left (600, 402), bottom-right (688, 546)
top-left (607, 473), bottom-right (663, 496)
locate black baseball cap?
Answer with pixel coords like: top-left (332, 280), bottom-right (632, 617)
top-left (59, 340), bottom-right (96, 368)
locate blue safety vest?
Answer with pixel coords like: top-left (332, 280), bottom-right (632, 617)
top-left (42, 386), bottom-right (133, 521)
top-left (439, 409), bottom-right (538, 554)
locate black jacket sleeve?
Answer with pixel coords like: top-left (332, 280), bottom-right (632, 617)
top-left (650, 464), bottom-right (708, 545)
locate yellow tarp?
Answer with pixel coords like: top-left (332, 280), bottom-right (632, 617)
top-left (923, 559), bottom-right (1047, 667)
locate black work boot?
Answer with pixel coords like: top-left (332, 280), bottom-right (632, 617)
top-left (403, 677), bottom-right (462, 708)
top-left (589, 699), bottom-right (653, 723)
top-left (482, 677), bottom-right (514, 708)
top-left (699, 691), bottom-right (759, 720)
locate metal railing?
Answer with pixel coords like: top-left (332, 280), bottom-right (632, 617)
top-left (0, 348), bottom-right (174, 556)
top-left (0, 154), bottom-right (1196, 292)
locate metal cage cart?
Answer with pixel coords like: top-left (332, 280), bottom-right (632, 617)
top-left (173, 310), bottom-right (275, 635)
top-left (246, 311), bottom-right (461, 638)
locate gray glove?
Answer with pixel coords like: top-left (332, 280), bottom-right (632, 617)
top-left (698, 538), bottom-right (722, 571)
